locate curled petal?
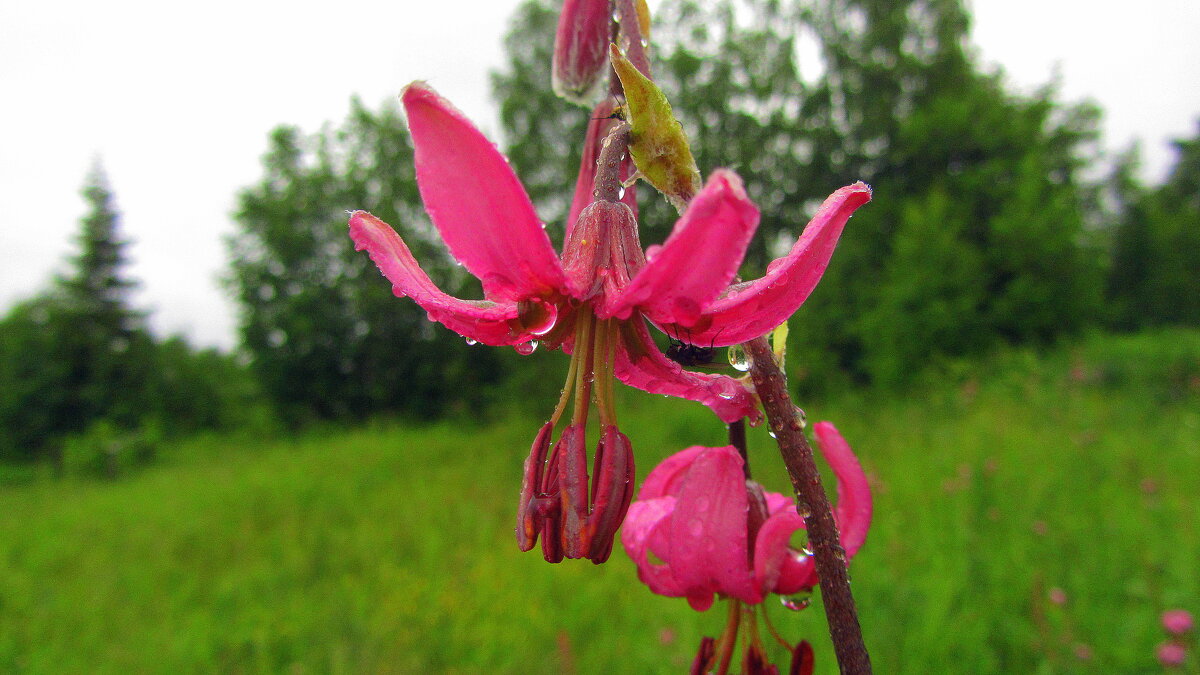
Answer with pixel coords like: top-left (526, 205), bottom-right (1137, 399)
top-left (402, 82), bottom-right (568, 301)
top-left (613, 317), bottom-right (760, 424)
top-left (667, 447), bottom-right (759, 608)
top-left (621, 496), bottom-right (687, 597)
top-left (753, 509), bottom-right (807, 595)
top-left (636, 445), bottom-right (708, 500)
top-left (679, 182), bottom-right (872, 346)
top-left (605, 170), bottom-right (759, 324)
top-left (350, 211), bottom-right (526, 345)
top-left (814, 422), bottom-right (872, 558)
top-left (772, 422), bottom-right (872, 593)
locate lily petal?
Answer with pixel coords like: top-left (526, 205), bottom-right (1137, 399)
top-left (673, 182), bottom-right (871, 346)
top-left (636, 445), bottom-right (708, 500)
top-left (814, 422), bottom-right (872, 557)
top-left (613, 318), bottom-right (760, 424)
top-left (603, 170), bottom-right (759, 324)
top-left (350, 211), bottom-right (527, 345)
top-left (667, 447), bottom-right (759, 608)
top-left (402, 82), bottom-right (568, 301)
top-left (621, 496), bottom-right (688, 597)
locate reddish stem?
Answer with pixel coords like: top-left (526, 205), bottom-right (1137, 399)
top-left (744, 336), bottom-right (872, 674)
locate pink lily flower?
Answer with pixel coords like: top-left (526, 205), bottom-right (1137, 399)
top-left (621, 422), bottom-right (871, 611)
top-left (349, 82), bottom-right (869, 562)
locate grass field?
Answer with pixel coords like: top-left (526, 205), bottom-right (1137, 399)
top-left (1, 330), bottom-right (1197, 673)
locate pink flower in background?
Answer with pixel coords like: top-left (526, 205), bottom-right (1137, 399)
top-left (1157, 641), bottom-right (1187, 668)
top-left (621, 422), bottom-right (871, 611)
top-left (349, 82), bottom-right (869, 562)
top-left (1163, 610), bottom-right (1195, 636)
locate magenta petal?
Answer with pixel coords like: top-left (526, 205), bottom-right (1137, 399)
top-left (680, 182), bottom-right (871, 346)
top-left (614, 318), bottom-right (760, 423)
top-left (603, 170), bottom-right (759, 324)
top-left (753, 509), bottom-right (809, 595)
top-left (636, 445), bottom-right (709, 500)
top-left (621, 497), bottom-right (688, 598)
top-left (667, 447), bottom-right (759, 606)
top-left (813, 422), bottom-right (872, 558)
top-left (402, 83), bottom-right (568, 301)
top-left (349, 211), bottom-right (526, 345)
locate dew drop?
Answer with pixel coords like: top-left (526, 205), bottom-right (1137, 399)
top-left (515, 340), bottom-right (539, 356)
top-left (464, 337), bottom-right (477, 346)
top-left (793, 405), bottom-right (807, 429)
top-left (688, 519), bottom-right (704, 537)
top-left (727, 344), bottom-right (749, 372)
top-left (780, 594), bottom-right (812, 612)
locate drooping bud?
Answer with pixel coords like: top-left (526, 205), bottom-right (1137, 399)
top-left (552, 0), bottom-right (611, 105)
top-left (609, 43), bottom-right (702, 213)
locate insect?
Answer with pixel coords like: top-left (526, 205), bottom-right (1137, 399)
top-left (664, 328), bottom-right (722, 368)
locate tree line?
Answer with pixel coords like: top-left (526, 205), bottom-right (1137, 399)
top-left (2, 0), bottom-right (1197, 464)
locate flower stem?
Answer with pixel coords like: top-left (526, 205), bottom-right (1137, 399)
top-left (744, 335), bottom-right (872, 674)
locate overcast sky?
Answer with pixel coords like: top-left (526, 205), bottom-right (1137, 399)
top-left (2, 0), bottom-right (1198, 350)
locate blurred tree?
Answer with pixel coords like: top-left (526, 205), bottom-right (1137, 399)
top-left (1107, 121), bottom-right (1200, 328)
top-left (0, 165), bottom-right (148, 460)
top-left (227, 100), bottom-right (508, 424)
top-left (493, 0), bottom-right (1107, 388)
top-left (1, 166), bottom-right (264, 463)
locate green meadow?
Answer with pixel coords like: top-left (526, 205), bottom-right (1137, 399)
top-left (2, 330), bottom-right (1197, 674)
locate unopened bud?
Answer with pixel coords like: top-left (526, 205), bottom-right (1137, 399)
top-left (552, 0), bottom-right (611, 105)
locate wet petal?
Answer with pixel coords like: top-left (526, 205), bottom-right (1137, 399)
top-left (675, 182), bottom-right (871, 346)
top-left (350, 211), bottom-right (526, 345)
top-left (606, 170), bottom-right (759, 324)
top-left (402, 82), bottom-right (568, 301)
top-left (814, 422), bottom-right (872, 558)
top-left (636, 445), bottom-right (708, 500)
top-left (613, 318), bottom-right (760, 423)
top-left (667, 446), bottom-right (759, 606)
top-left (753, 508), bottom-right (807, 595)
top-left (621, 496), bottom-right (688, 597)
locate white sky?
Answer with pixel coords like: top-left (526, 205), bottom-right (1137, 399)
top-left (2, 0), bottom-right (1198, 350)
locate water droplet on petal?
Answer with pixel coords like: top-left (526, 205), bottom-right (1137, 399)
top-left (464, 337), bottom-right (477, 346)
top-left (688, 519), bottom-right (704, 537)
top-left (515, 340), bottom-right (539, 356)
top-left (517, 298), bottom-right (558, 336)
